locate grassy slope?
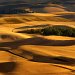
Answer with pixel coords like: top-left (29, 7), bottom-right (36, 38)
top-left (0, 30), bottom-right (75, 75)
top-left (0, 12), bottom-right (75, 24)
top-left (0, 12), bottom-right (75, 75)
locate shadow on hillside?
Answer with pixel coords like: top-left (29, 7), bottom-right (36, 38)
top-left (59, 15), bottom-right (75, 21)
top-left (0, 62), bottom-right (17, 75)
top-left (0, 37), bottom-right (75, 67)
top-left (15, 50), bottom-right (75, 66)
top-left (1, 48), bottom-right (75, 67)
top-left (0, 47), bottom-right (75, 72)
top-left (0, 37), bottom-right (75, 49)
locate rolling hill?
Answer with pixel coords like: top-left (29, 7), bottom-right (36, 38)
top-left (0, 0), bottom-right (75, 75)
top-left (0, 0), bottom-right (75, 14)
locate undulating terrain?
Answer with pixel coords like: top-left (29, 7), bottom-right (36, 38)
top-left (0, 0), bottom-right (75, 75)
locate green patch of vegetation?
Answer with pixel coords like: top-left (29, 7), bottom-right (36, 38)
top-left (41, 26), bottom-right (75, 37)
top-left (17, 25), bottom-right (75, 37)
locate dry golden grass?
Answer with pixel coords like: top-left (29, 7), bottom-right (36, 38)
top-left (0, 12), bottom-right (75, 75)
top-left (0, 12), bottom-right (75, 25)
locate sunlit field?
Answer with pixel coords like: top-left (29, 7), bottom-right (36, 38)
top-left (0, 0), bottom-right (75, 75)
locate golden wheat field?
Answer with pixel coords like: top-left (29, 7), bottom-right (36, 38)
top-left (0, 12), bottom-right (75, 75)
